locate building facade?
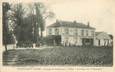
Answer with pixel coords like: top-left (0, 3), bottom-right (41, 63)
top-left (47, 20), bottom-right (95, 46)
top-left (94, 32), bottom-right (112, 46)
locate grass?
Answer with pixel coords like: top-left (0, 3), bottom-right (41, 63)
top-left (3, 46), bottom-right (113, 66)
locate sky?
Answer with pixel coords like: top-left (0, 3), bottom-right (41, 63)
top-left (1, 0), bottom-right (115, 35)
top-left (44, 0), bottom-right (115, 35)
top-left (0, 0), bottom-right (114, 47)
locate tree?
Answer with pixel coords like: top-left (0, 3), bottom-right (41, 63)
top-left (34, 3), bottom-right (55, 38)
top-left (8, 3), bottom-right (38, 47)
top-left (9, 3), bottom-right (26, 47)
top-left (28, 2), bottom-right (55, 47)
top-left (3, 2), bottom-right (55, 48)
top-left (2, 2), bottom-right (12, 51)
top-left (23, 14), bottom-right (36, 43)
top-left (12, 3), bottom-right (25, 40)
top-left (34, 2), bottom-right (55, 44)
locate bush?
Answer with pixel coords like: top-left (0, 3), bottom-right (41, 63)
top-left (43, 35), bottom-right (61, 46)
top-left (17, 41), bottom-right (33, 48)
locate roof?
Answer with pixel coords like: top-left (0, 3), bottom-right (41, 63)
top-left (109, 34), bottom-right (113, 39)
top-left (47, 20), bottom-right (95, 29)
top-left (95, 32), bottom-right (103, 36)
top-left (95, 32), bottom-right (111, 36)
top-left (95, 32), bottom-right (111, 39)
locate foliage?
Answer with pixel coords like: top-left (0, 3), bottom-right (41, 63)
top-left (11, 3), bottom-right (26, 41)
top-left (3, 2), bottom-right (55, 48)
top-left (43, 35), bottom-right (61, 46)
top-left (2, 2), bottom-right (15, 51)
top-left (3, 2), bottom-right (10, 45)
top-left (34, 2), bottom-right (55, 38)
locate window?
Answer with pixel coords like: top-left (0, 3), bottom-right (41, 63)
top-left (91, 31), bottom-right (94, 36)
top-left (81, 29), bottom-right (84, 36)
top-left (86, 30), bottom-right (88, 36)
top-left (69, 28), bottom-right (73, 35)
top-left (65, 28), bottom-right (69, 35)
top-left (75, 29), bottom-right (78, 35)
top-left (48, 28), bottom-right (52, 35)
top-left (55, 28), bottom-right (59, 35)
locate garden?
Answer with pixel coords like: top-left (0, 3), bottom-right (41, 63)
top-left (3, 46), bottom-right (113, 66)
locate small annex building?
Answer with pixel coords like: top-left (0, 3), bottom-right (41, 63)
top-left (94, 32), bottom-right (112, 46)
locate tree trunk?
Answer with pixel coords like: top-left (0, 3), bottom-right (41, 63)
top-left (5, 44), bottom-right (7, 52)
top-left (12, 34), bottom-right (17, 49)
top-left (36, 27), bottom-right (39, 43)
top-left (33, 43), bottom-right (36, 48)
top-left (40, 29), bottom-right (43, 46)
top-left (41, 30), bottom-right (43, 38)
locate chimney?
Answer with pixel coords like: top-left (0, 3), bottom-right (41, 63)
top-left (87, 21), bottom-right (90, 27)
top-left (73, 20), bottom-right (77, 23)
top-left (56, 19), bottom-right (60, 25)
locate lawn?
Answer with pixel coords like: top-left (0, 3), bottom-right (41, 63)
top-left (3, 46), bottom-right (113, 66)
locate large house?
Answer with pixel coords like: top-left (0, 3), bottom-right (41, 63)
top-left (46, 20), bottom-right (96, 46)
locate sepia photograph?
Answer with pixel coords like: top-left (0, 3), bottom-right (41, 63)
top-left (1, 0), bottom-right (114, 67)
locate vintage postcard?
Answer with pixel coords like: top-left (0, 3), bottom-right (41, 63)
top-left (0, 0), bottom-right (115, 72)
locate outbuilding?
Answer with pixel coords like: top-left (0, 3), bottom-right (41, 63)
top-left (94, 32), bottom-right (112, 46)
